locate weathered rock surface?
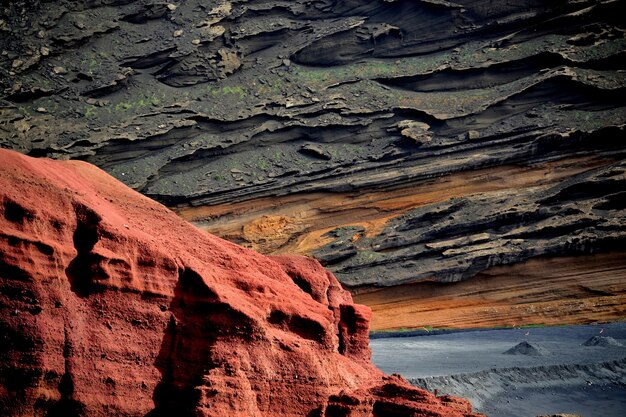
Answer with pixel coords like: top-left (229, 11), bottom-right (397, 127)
top-left (0, 149), bottom-right (480, 416)
top-left (1, 0), bottom-right (626, 330)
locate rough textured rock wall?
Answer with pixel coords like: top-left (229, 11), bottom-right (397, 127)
top-left (1, 0), bottom-right (625, 329)
top-left (0, 149), bottom-right (480, 417)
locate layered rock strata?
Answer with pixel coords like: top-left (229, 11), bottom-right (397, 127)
top-left (357, 251), bottom-right (626, 331)
top-left (0, 149), bottom-right (480, 416)
top-left (1, 0), bottom-right (626, 330)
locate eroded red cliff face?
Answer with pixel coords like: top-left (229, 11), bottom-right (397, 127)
top-left (0, 148), bottom-right (479, 417)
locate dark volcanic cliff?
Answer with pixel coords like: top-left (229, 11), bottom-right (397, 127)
top-left (1, 0), bottom-right (626, 329)
top-left (0, 149), bottom-right (480, 416)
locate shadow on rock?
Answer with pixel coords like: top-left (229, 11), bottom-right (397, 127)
top-left (145, 267), bottom-right (253, 417)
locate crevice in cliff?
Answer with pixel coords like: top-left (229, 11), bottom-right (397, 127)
top-left (337, 304), bottom-right (369, 359)
top-left (287, 273), bottom-right (314, 297)
top-left (120, 3), bottom-right (170, 25)
top-left (122, 47), bottom-right (177, 69)
top-left (0, 257), bottom-right (31, 282)
top-left (268, 310), bottom-right (326, 343)
top-left (374, 51), bottom-right (625, 94)
top-left (372, 400), bottom-right (413, 417)
top-left (576, 285), bottom-right (615, 297)
top-left (45, 326), bottom-right (84, 417)
top-left (65, 203), bottom-right (104, 298)
top-left (86, 125), bottom-right (201, 169)
top-left (593, 191), bottom-right (626, 211)
top-left (323, 402), bottom-right (352, 417)
top-left (2, 199), bottom-right (34, 225)
top-left (147, 266), bottom-right (255, 416)
top-left (541, 177), bottom-right (626, 205)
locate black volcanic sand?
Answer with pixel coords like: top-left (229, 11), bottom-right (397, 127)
top-left (370, 323), bottom-right (626, 417)
top-left (485, 384), bottom-right (626, 417)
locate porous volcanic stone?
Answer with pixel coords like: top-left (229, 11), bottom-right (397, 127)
top-left (0, 149), bottom-right (481, 417)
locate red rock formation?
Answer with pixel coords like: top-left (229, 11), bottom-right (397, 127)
top-left (0, 148), bottom-right (480, 417)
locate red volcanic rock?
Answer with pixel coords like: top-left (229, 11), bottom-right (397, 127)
top-left (0, 148), bottom-right (481, 417)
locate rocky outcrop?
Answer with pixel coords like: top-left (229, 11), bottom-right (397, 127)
top-left (1, 0), bottom-right (625, 330)
top-left (0, 149), bottom-right (480, 416)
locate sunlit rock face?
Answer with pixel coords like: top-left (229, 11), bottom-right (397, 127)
top-left (1, 0), bottom-right (625, 330)
top-left (0, 149), bottom-right (481, 416)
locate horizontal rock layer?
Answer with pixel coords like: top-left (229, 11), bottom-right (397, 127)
top-left (0, 149), bottom-right (480, 417)
top-left (1, 0), bottom-right (625, 330)
top-left (356, 251), bottom-right (626, 331)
